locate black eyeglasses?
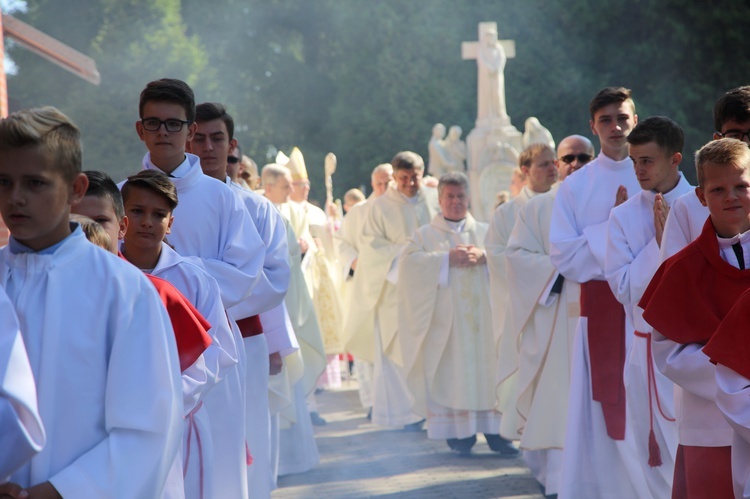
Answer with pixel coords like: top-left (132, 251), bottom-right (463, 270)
top-left (227, 156), bottom-right (240, 164)
top-left (559, 153), bottom-right (593, 165)
top-left (140, 118), bottom-right (192, 132)
top-left (717, 130), bottom-right (750, 142)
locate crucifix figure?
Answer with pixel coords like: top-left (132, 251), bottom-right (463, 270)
top-left (462, 22), bottom-right (515, 126)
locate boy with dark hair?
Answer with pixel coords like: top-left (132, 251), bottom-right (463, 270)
top-left (641, 138), bottom-right (750, 498)
top-left (549, 87), bottom-right (643, 497)
top-left (189, 102), bottom-right (295, 494)
top-left (0, 106), bottom-right (182, 498)
top-left (137, 78), bottom-right (273, 499)
top-left (120, 169), bottom-right (240, 499)
top-left (605, 116), bottom-right (692, 497)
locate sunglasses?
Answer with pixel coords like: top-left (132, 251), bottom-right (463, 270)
top-left (227, 156), bottom-right (240, 164)
top-left (559, 153), bottom-right (593, 165)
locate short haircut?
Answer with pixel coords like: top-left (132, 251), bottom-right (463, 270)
top-left (391, 151), bottom-right (424, 172)
top-left (139, 78), bottom-right (196, 122)
top-left (0, 106), bottom-right (81, 180)
top-left (195, 102), bottom-right (234, 139)
top-left (84, 170), bottom-right (125, 221)
top-left (518, 143), bottom-right (554, 169)
top-left (627, 116), bottom-right (684, 155)
top-left (261, 163), bottom-right (291, 186)
top-left (371, 163), bottom-right (393, 178)
top-left (71, 214), bottom-right (112, 251)
top-left (713, 86), bottom-right (750, 132)
top-left (695, 138), bottom-right (750, 188)
top-left (122, 170), bottom-right (179, 211)
top-left (589, 86), bottom-right (635, 119)
top-left (344, 188), bottom-right (365, 205)
top-left (438, 171), bottom-right (469, 196)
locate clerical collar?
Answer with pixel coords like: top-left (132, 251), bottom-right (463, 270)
top-left (717, 229), bottom-right (750, 249)
top-left (145, 153), bottom-right (191, 178)
top-left (9, 222), bottom-right (79, 255)
top-left (444, 218), bottom-right (466, 233)
top-left (651, 173), bottom-right (684, 197)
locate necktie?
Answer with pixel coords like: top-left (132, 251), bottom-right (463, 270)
top-left (732, 242), bottom-right (745, 270)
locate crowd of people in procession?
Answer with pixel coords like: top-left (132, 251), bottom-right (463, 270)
top-left (1, 77), bottom-right (750, 499)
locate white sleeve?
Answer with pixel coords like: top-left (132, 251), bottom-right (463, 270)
top-left (260, 301), bottom-right (299, 357)
top-left (0, 291), bottom-right (45, 479)
top-left (652, 329), bottom-right (717, 402)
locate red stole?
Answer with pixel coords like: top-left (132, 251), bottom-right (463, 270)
top-left (146, 274), bottom-right (213, 372)
top-left (640, 218), bottom-right (750, 345)
top-left (236, 315), bottom-right (263, 338)
top-left (704, 287), bottom-right (750, 378)
top-left (580, 280), bottom-right (626, 440)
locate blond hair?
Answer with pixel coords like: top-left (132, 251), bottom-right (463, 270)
top-left (0, 106), bottom-right (82, 180)
top-left (695, 138), bottom-right (750, 188)
top-left (518, 143), bottom-right (554, 169)
top-left (71, 214), bottom-right (113, 252)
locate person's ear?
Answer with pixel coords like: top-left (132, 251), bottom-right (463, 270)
top-left (695, 186), bottom-right (707, 207)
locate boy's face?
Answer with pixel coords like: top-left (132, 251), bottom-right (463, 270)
top-left (629, 141), bottom-right (681, 193)
top-left (123, 186), bottom-right (173, 254)
top-left (136, 101), bottom-right (196, 172)
top-left (590, 101), bottom-right (637, 156)
top-left (72, 194), bottom-right (127, 254)
top-left (188, 118), bottom-right (237, 181)
top-left (0, 146), bottom-right (87, 251)
top-left (714, 119), bottom-right (750, 146)
top-left (696, 163), bottom-right (750, 237)
top-left (523, 149), bottom-right (558, 193)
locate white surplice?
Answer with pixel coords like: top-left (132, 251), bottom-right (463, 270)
top-left (659, 189), bottom-right (709, 262)
top-left (486, 185), bottom-right (542, 440)
top-left (398, 214), bottom-right (501, 439)
top-left (346, 185), bottom-right (438, 428)
top-left (715, 365), bottom-right (750, 498)
top-left (4, 227), bottom-right (182, 498)
top-left (605, 177), bottom-right (692, 498)
top-left (504, 185), bottom-right (580, 495)
top-left (548, 153), bottom-right (643, 499)
top-left (0, 284), bottom-right (44, 480)
top-left (227, 178), bottom-right (293, 499)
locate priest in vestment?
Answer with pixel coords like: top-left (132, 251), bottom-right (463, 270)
top-left (605, 117), bottom-right (691, 498)
top-left (345, 151), bottom-right (438, 429)
top-left (486, 143), bottom-right (558, 441)
top-left (503, 135), bottom-right (592, 495)
top-left (336, 163), bottom-right (393, 415)
top-left (549, 87), bottom-right (643, 498)
top-left (399, 172), bottom-right (517, 456)
top-left (262, 163), bottom-right (325, 476)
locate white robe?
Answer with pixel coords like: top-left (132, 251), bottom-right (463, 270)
top-left (0, 285), bottom-right (44, 479)
top-left (347, 185), bottom-right (439, 427)
top-left (227, 178), bottom-right (293, 499)
top-left (548, 152), bottom-right (642, 499)
top-left (399, 214), bottom-right (500, 440)
top-left (148, 243), bottom-right (240, 499)
top-left (715, 365), bottom-right (750, 498)
top-left (138, 153), bottom-right (264, 499)
top-left (486, 185), bottom-right (542, 439)
top-left (605, 177), bottom-right (692, 498)
top-left (504, 186), bottom-right (580, 495)
top-left (659, 189), bottom-right (708, 261)
top-left (335, 198), bottom-right (374, 409)
top-left (3, 227), bottom-right (182, 498)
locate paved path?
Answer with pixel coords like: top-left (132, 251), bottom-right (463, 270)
top-left (273, 381), bottom-right (545, 498)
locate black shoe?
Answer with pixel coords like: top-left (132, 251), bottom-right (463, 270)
top-left (447, 435), bottom-right (477, 456)
top-left (402, 418), bottom-right (425, 432)
top-left (484, 433), bottom-right (520, 458)
top-left (366, 407), bottom-right (372, 421)
top-left (310, 411), bottom-right (327, 426)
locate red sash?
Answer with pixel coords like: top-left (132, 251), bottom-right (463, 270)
top-left (580, 280), bottom-right (626, 440)
top-left (236, 315), bottom-right (264, 338)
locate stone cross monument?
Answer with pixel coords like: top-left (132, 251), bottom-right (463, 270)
top-left (462, 21), bottom-right (524, 221)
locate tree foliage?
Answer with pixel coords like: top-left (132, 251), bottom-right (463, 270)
top-left (6, 0), bottom-right (750, 195)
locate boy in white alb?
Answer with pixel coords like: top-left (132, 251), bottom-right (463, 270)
top-left (0, 107), bottom-right (182, 498)
top-left (605, 116), bottom-right (690, 497)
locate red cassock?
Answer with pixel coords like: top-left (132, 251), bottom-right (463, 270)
top-left (146, 274), bottom-right (213, 372)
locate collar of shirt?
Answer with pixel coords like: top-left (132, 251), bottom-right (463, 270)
top-left (717, 230), bottom-right (750, 269)
top-left (444, 218), bottom-right (466, 233)
top-left (143, 152), bottom-right (196, 178)
top-left (9, 222), bottom-right (79, 255)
